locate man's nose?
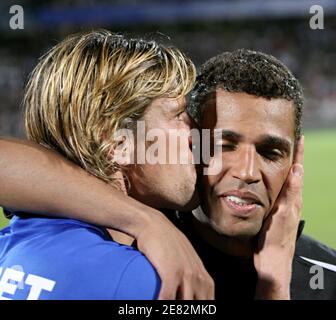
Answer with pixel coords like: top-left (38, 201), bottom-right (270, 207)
top-left (231, 146), bottom-right (261, 184)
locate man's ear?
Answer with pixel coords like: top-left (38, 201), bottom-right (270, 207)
top-left (108, 130), bottom-right (135, 167)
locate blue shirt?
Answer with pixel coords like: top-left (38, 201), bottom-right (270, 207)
top-left (0, 214), bottom-right (160, 300)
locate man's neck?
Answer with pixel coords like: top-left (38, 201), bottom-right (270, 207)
top-left (106, 172), bottom-right (135, 246)
top-left (191, 210), bottom-right (254, 258)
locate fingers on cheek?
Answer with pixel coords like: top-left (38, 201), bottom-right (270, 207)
top-left (276, 203), bottom-right (301, 222)
top-left (288, 175), bottom-right (303, 192)
top-left (293, 195), bottom-right (303, 217)
top-left (276, 203), bottom-right (290, 218)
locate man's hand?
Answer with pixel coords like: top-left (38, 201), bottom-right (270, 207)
top-left (136, 211), bottom-right (215, 300)
top-left (254, 136), bottom-right (304, 300)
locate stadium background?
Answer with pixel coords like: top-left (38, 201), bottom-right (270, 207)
top-left (0, 0), bottom-right (335, 248)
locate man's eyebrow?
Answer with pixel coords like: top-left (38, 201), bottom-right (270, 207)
top-left (214, 130), bottom-right (243, 141)
top-left (213, 131), bottom-right (292, 153)
top-left (257, 135), bottom-right (292, 154)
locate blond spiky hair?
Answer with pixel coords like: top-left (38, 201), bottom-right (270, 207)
top-left (24, 30), bottom-right (196, 183)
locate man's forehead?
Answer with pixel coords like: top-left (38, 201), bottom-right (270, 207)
top-left (202, 89), bottom-right (295, 141)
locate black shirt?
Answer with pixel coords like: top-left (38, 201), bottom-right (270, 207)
top-left (167, 211), bottom-right (336, 300)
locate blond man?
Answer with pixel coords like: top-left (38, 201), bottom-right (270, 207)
top-left (0, 30), bottom-right (214, 300)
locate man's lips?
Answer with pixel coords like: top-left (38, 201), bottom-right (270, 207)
top-left (219, 190), bottom-right (264, 207)
top-left (218, 190), bottom-right (264, 217)
top-left (218, 190), bottom-right (263, 217)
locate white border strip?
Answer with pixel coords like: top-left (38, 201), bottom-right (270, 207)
top-left (300, 256), bottom-right (336, 273)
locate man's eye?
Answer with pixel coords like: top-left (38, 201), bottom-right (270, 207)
top-left (215, 141), bottom-right (236, 151)
top-left (262, 150), bottom-right (283, 161)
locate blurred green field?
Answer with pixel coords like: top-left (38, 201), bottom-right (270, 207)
top-left (301, 129), bottom-right (336, 249)
top-left (0, 208), bottom-right (5, 228)
top-left (0, 130), bottom-right (336, 248)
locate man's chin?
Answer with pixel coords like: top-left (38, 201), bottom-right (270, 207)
top-left (179, 190), bottom-right (199, 212)
top-left (212, 219), bottom-right (263, 240)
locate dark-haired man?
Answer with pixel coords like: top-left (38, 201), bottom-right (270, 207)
top-left (179, 49), bottom-right (336, 299)
top-left (1, 49), bottom-right (335, 299)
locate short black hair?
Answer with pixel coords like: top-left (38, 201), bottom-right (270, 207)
top-left (189, 49), bottom-right (304, 140)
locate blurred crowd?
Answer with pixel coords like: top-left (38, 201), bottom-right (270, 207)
top-left (0, 16), bottom-right (335, 137)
